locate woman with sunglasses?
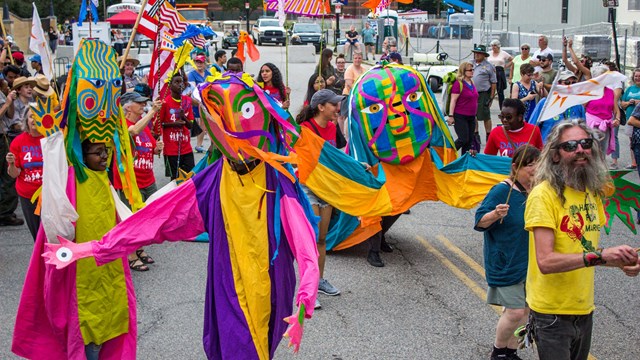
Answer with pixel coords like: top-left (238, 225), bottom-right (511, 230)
top-left (447, 61), bottom-right (479, 154)
top-left (508, 43), bottom-right (532, 92)
top-left (511, 64), bottom-right (543, 123)
top-left (488, 40), bottom-right (513, 110)
top-left (475, 145), bottom-right (540, 360)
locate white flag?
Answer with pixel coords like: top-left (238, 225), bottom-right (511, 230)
top-left (29, 3), bottom-right (53, 80)
top-left (539, 71), bottom-right (627, 121)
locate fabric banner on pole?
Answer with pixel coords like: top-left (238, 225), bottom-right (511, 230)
top-left (538, 71), bottom-right (627, 121)
top-left (30, 3), bottom-right (54, 80)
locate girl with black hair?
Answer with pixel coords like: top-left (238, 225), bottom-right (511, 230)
top-left (256, 62), bottom-right (290, 109)
top-left (302, 73), bottom-right (325, 107)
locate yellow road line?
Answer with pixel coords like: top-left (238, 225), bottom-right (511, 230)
top-left (418, 235), bottom-right (502, 315)
top-left (422, 234), bottom-right (598, 360)
top-left (435, 234), bottom-right (486, 278)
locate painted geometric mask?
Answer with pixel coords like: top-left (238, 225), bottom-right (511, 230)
top-left (73, 40), bottom-right (123, 143)
top-left (350, 65), bottom-right (437, 164)
top-left (200, 75), bottom-right (275, 161)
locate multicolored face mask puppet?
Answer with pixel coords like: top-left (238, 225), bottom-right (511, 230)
top-left (351, 64), bottom-right (439, 165)
top-left (12, 39), bottom-right (142, 360)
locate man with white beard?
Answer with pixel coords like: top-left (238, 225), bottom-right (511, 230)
top-left (523, 120), bottom-right (640, 360)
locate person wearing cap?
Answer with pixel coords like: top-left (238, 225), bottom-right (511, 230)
top-left (212, 50), bottom-right (227, 73)
top-left (295, 89), bottom-right (346, 308)
top-left (536, 53), bottom-right (557, 93)
top-left (6, 106), bottom-right (43, 238)
top-left (120, 56), bottom-right (141, 91)
top-left (187, 54), bottom-right (211, 153)
top-left (528, 70), bottom-right (585, 143)
top-left (530, 35), bottom-right (554, 68)
top-left (29, 54), bottom-right (43, 76)
top-left (12, 52), bottom-right (31, 77)
top-left (118, 92), bottom-right (163, 271)
top-left (472, 44), bottom-right (497, 141)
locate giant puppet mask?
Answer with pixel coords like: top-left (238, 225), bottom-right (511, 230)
top-left (349, 64), bottom-right (442, 165)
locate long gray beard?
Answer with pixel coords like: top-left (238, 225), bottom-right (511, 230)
top-left (557, 156), bottom-right (607, 192)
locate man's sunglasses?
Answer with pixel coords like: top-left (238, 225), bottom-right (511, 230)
top-left (555, 138), bottom-right (593, 152)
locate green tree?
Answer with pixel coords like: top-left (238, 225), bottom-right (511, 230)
top-left (7, 0), bottom-right (80, 23)
top-left (219, 0), bottom-right (263, 12)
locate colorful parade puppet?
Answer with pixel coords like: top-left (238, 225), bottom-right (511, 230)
top-left (13, 39), bottom-right (142, 359)
top-left (327, 63), bottom-right (513, 249)
top-left (41, 72), bottom-right (324, 360)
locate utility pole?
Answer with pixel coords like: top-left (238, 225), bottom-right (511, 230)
top-left (604, 0), bottom-right (621, 71)
top-left (245, 2), bottom-right (250, 33)
top-left (334, 4), bottom-right (341, 52)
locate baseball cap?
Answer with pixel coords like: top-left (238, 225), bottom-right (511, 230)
top-left (120, 91), bottom-right (149, 106)
top-left (537, 53), bottom-right (553, 61)
top-left (29, 54), bottom-right (42, 64)
top-left (11, 51), bottom-right (24, 62)
top-left (133, 83), bottom-right (152, 98)
top-left (194, 54), bottom-right (207, 63)
top-left (389, 52), bottom-right (403, 63)
top-left (310, 89), bottom-right (344, 109)
top-left (558, 70), bottom-right (577, 82)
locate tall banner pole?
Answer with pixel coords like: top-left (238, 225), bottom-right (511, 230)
top-left (120, 0), bottom-right (150, 69)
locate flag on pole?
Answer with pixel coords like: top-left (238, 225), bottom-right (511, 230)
top-left (78, 0), bottom-right (99, 26)
top-left (29, 3), bottom-right (53, 80)
top-left (138, 0), bottom-right (161, 39)
top-left (538, 71), bottom-right (627, 121)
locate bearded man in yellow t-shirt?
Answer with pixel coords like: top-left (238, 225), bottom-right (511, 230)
top-left (524, 120), bottom-right (640, 360)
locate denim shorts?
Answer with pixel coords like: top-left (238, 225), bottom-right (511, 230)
top-left (300, 184), bottom-right (329, 208)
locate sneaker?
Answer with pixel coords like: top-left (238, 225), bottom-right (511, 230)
top-left (195, 146), bottom-right (206, 153)
top-left (0, 216), bottom-right (24, 226)
top-left (318, 278), bottom-right (340, 296)
top-left (367, 250), bottom-right (385, 267)
top-left (507, 353), bottom-right (523, 360)
top-left (625, 164), bottom-right (637, 170)
top-left (609, 162), bottom-right (619, 170)
top-left (314, 298), bottom-right (321, 309)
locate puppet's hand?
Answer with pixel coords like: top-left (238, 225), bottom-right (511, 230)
top-left (283, 304), bottom-right (306, 353)
top-left (42, 236), bottom-right (94, 269)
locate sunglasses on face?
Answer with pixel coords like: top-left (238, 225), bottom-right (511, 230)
top-left (563, 80), bottom-right (577, 85)
top-left (555, 138), bottom-right (593, 152)
top-left (521, 47), bottom-right (529, 50)
top-left (498, 114), bottom-right (515, 121)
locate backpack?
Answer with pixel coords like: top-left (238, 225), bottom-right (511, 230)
top-left (442, 71), bottom-right (462, 116)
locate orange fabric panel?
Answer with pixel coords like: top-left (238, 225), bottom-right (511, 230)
top-left (293, 127), bottom-right (323, 183)
top-left (332, 222), bottom-right (382, 251)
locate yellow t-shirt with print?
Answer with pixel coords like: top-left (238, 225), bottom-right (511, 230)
top-left (524, 181), bottom-right (605, 315)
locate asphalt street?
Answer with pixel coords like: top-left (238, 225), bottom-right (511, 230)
top-left (2, 40), bottom-right (640, 359)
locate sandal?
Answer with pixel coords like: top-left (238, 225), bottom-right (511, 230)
top-left (136, 249), bottom-right (155, 264)
top-left (129, 258), bottom-right (149, 272)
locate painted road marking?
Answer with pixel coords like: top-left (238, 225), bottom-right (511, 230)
top-left (419, 234), bottom-right (597, 360)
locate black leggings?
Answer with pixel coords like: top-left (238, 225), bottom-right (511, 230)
top-left (453, 113), bottom-right (476, 154)
top-left (19, 196), bottom-right (40, 241)
top-left (368, 214), bottom-right (402, 252)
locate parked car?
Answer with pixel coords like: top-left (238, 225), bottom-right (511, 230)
top-left (251, 18), bottom-right (286, 46)
top-left (221, 20), bottom-right (241, 49)
top-left (290, 22), bottom-right (325, 53)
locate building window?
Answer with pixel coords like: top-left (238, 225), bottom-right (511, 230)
top-left (481, 0), bottom-right (485, 20)
top-left (494, 0), bottom-right (499, 21)
top-left (630, 0), bottom-right (640, 10)
top-left (562, 0), bottom-right (569, 23)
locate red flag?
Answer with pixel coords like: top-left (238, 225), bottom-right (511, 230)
top-left (138, 0), bottom-right (160, 39)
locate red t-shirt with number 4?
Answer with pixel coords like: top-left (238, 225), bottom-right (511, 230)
top-left (9, 132), bottom-right (44, 198)
top-left (160, 94), bottom-right (194, 156)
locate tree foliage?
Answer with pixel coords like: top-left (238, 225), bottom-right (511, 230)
top-left (219, 0), bottom-right (264, 12)
top-left (7, 0), bottom-right (79, 22)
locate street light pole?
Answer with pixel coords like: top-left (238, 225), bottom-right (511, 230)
top-left (245, 2), bottom-right (250, 33)
top-left (334, 4), bottom-right (341, 52)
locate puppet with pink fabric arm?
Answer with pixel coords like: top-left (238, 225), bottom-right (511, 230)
top-left (43, 72), bottom-right (320, 359)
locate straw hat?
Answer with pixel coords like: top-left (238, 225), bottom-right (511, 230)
top-left (12, 76), bottom-right (36, 90)
top-left (118, 56), bottom-right (140, 67)
top-left (33, 74), bottom-right (54, 97)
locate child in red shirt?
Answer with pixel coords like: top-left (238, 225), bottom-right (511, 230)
top-left (159, 74), bottom-right (195, 179)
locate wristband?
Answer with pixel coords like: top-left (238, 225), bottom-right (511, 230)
top-left (583, 249), bottom-right (606, 267)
